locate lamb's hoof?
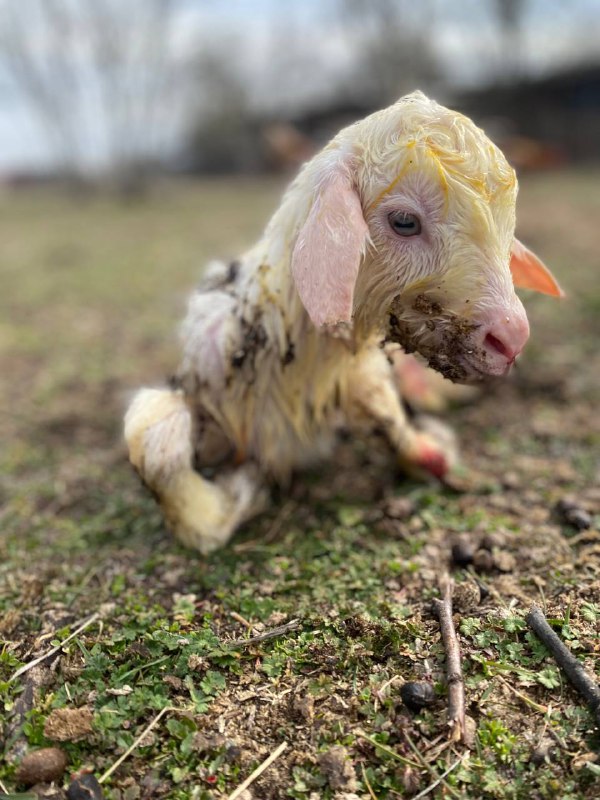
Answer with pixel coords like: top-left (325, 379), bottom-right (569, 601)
top-left (400, 419), bottom-right (459, 481)
top-left (164, 465), bottom-right (269, 554)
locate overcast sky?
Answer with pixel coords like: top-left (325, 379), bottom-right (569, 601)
top-left (0, 0), bottom-right (598, 172)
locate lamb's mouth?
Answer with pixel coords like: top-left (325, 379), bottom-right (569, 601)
top-left (386, 297), bottom-right (493, 384)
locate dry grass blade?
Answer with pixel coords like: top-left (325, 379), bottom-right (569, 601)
top-left (412, 754), bottom-right (467, 800)
top-left (9, 613), bottom-right (100, 683)
top-left (228, 741), bottom-right (287, 800)
top-left (99, 706), bottom-right (178, 784)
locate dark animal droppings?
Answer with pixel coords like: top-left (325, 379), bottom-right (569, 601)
top-left (400, 681), bottom-right (436, 712)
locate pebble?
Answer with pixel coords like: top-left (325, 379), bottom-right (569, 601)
top-left (530, 736), bottom-right (557, 765)
top-left (15, 747), bottom-right (68, 786)
top-left (383, 496), bottom-right (415, 520)
top-left (555, 498), bottom-right (592, 531)
top-left (472, 549), bottom-right (495, 572)
top-left (400, 681), bottom-right (436, 712)
top-left (480, 530), bottom-right (507, 550)
top-left (66, 773), bottom-right (105, 800)
top-left (453, 581), bottom-right (481, 612)
top-left (493, 550), bottom-right (516, 573)
top-left (451, 536), bottom-right (475, 567)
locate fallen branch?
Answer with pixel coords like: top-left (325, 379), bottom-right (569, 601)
top-left (432, 577), bottom-right (465, 742)
top-left (228, 741), bottom-right (287, 800)
top-left (526, 605), bottom-right (600, 727)
top-left (9, 613), bottom-right (100, 683)
top-left (225, 618), bottom-right (301, 648)
top-left (99, 706), bottom-right (178, 784)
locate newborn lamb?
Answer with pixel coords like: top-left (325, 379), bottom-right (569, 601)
top-left (125, 91), bottom-right (562, 553)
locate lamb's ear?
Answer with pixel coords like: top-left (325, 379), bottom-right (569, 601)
top-left (510, 238), bottom-right (565, 297)
top-left (291, 166), bottom-right (369, 328)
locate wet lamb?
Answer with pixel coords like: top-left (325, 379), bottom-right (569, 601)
top-left (124, 91), bottom-right (562, 553)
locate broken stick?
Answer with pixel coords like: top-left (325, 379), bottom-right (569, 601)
top-left (433, 577), bottom-right (466, 742)
top-left (526, 605), bottom-right (600, 728)
top-left (225, 618), bottom-right (301, 648)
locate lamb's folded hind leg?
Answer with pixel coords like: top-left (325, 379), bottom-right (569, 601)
top-left (124, 388), bottom-right (267, 553)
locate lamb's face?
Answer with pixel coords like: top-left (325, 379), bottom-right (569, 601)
top-left (353, 98), bottom-right (529, 382)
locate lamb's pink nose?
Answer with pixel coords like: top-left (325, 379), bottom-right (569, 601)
top-left (476, 306), bottom-right (530, 374)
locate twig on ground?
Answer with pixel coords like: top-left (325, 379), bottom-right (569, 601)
top-left (412, 754), bottom-right (467, 800)
top-left (228, 741), bottom-right (287, 800)
top-left (496, 674), bottom-right (548, 714)
top-left (432, 576), bottom-right (466, 742)
top-left (230, 610), bottom-right (254, 629)
top-left (361, 763), bottom-right (378, 800)
top-left (99, 706), bottom-right (178, 784)
top-left (225, 618), bottom-right (301, 648)
top-left (403, 732), bottom-right (462, 800)
top-left (526, 605), bottom-right (600, 727)
top-left (9, 613), bottom-right (100, 683)
top-left (354, 730), bottom-right (421, 770)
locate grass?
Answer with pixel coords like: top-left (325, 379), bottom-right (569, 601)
top-left (1, 169), bottom-right (599, 799)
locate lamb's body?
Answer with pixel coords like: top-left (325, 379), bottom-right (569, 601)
top-left (125, 92), bottom-right (561, 552)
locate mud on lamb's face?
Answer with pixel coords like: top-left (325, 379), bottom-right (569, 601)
top-left (290, 94), bottom-right (562, 380)
top-left (356, 117), bottom-right (534, 383)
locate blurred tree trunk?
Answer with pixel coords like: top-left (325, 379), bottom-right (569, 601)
top-left (0, 0), bottom-right (182, 195)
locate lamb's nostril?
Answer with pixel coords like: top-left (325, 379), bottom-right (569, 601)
top-left (484, 332), bottom-right (514, 361)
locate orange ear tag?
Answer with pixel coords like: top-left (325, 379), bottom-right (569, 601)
top-left (510, 238), bottom-right (565, 297)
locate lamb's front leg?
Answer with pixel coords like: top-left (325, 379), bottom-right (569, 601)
top-left (344, 349), bottom-right (458, 480)
top-left (124, 388), bottom-right (268, 553)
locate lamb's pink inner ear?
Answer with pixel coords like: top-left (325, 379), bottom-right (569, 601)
top-left (510, 238), bottom-right (565, 298)
top-left (291, 171), bottom-right (369, 328)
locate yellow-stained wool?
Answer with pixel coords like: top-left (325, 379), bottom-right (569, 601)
top-left (124, 91), bottom-right (542, 553)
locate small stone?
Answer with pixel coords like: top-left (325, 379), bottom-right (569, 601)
top-left (15, 747), bottom-right (68, 786)
top-left (530, 736), bottom-right (556, 765)
top-left (318, 745), bottom-right (357, 791)
top-left (400, 681), bottom-right (436, 712)
top-left (162, 674), bottom-right (184, 691)
top-left (472, 549), bottom-right (495, 573)
top-left (383, 496), bottom-right (415, 520)
top-left (555, 498), bottom-right (592, 531)
top-left (480, 530), bottom-right (507, 550)
top-left (463, 715), bottom-right (477, 749)
top-left (292, 693), bottom-right (315, 723)
top-left (451, 536), bottom-right (475, 567)
top-left (44, 706), bottom-right (94, 742)
top-left (67, 773), bottom-right (104, 799)
top-left (501, 471), bottom-right (520, 490)
top-left (402, 765), bottom-right (421, 794)
top-left (192, 731), bottom-right (225, 753)
top-left (453, 581), bottom-right (481, 612)
top-left (493, 550), bottom-right (516, 573)
top-left (224, 742), bottom-right (242, 763)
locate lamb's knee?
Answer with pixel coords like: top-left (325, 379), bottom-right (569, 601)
top-left (124, 388), bottom-right (193, 488)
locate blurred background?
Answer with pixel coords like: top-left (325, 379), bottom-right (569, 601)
top-left (0, 0), bottom-right (599, 188)
top-left (0, 0), bottom-right (598, 474)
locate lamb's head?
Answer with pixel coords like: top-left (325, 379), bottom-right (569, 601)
top-left (291, 91), bottom-right (563, 382)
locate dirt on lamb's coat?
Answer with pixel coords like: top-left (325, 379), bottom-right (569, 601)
top-left (124, 90), bottom-right (561, 553)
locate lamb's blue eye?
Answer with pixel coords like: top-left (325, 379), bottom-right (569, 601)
top-left (388, 211), bottom-right (421, 237)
